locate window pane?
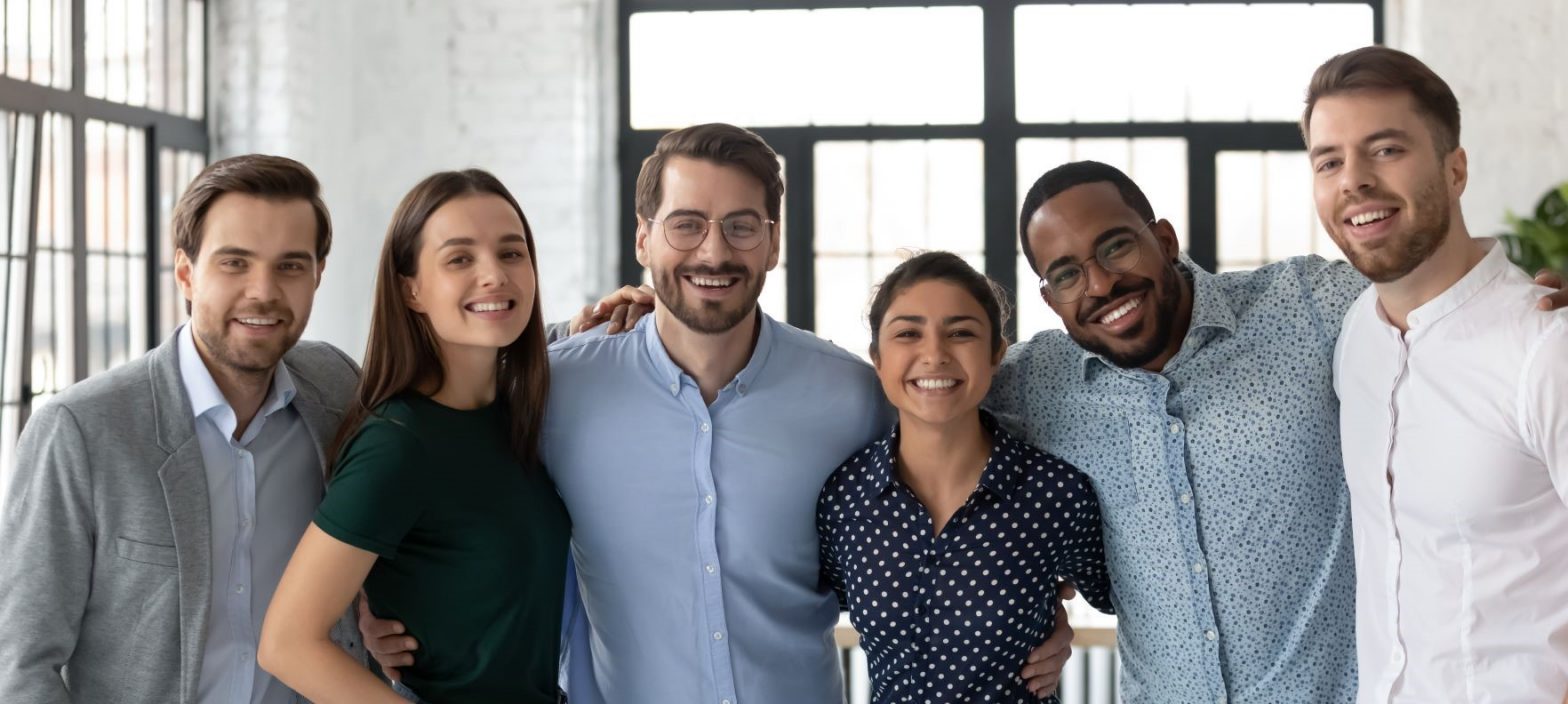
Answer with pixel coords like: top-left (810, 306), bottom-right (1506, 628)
top-left (158, 148), bottom-right (202, 335)
top-left (125, 0), bottom-right (148, 107)
top-left (85, 120), bottom-right (147, 375)
top-left (1216, 150), bottom-right (1337, 273)
top-left (184, 0), bottom-right (203, 118)
top-left (84, 0), bottom-right (103, 96)
top-left (1015, 4), bottom-right (1373, 123)
top-left (1015, 138), bottom-right (1187, 337)
top-left (814, 139), bottom-right (983, 360)
top-left (35, 113), bottom-right (72, 400)
top-left (630, 7), bottom-right (983, 129)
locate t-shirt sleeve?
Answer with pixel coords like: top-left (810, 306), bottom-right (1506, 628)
top-left (313, 418), bottom-right (432, 559)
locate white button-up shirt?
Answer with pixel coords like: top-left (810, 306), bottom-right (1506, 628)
top-left (177, 325), bottom-right (322, 704)
top-left (1334, 240), bottom-right (1568, 703)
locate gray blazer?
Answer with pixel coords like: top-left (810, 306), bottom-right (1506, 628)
top-left (0, 332), bottom-right (367, 703)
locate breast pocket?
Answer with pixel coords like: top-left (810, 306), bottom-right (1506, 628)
top-left (116, 536), bottom-right (179, 568)
top-left (1040, 409), bottom-right (1141, 508)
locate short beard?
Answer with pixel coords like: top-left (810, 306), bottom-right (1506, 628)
top-left (1069, 261), bottom-right (1182, 369)
top-left (194, 322), bottom-right (292, 377)
top-left (653, 263), bottom-right (764, 335)
top-left (1336, 176), bottom-right (1451, 284)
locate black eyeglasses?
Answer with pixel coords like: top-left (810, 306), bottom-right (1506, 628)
top-left (1038, 219), bottom-right (1154, 303)
top-left (648, 213), bottom-right (776, 252)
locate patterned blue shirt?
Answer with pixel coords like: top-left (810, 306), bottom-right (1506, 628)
top-left (546, 312), bottom-right (891, 704)
top-left (818, 410), bottom-right (1113, 703)
top-left (987, 255), bottom-right (1368, 704)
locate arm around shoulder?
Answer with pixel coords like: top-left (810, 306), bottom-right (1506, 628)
top-left (0, 403), bottom-right (97, 703)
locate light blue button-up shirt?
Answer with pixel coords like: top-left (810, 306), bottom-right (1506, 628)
top-left (545, 312), bottom-right (890, 704)
top-left (177, 324), bottom-right (322, 704)
top-left (988, 256), bottom-right (1368, 704)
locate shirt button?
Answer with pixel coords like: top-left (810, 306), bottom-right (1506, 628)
top-left (241, 518), bottom-right (252, 529)
top-left (669, 383), bottom-right (678, 394)
top-left (722, 700), bottom-right (732, 704)
top-left (1204, 629), bottom-right (1217, 641)
top-left (713, 631), bottom-right (724, 641)
top-left (737, 383), bottom-right (747, 394)
top-left (1169, 421), bottom-right (1183, 434)
top-left (700, 422), bottom-right (711, 433)
top-left (235, 584), bottom-right (246, 594)
top-left (1193, 562), bottom-right (1206, 574)
top-left (705, 494), bottom-right (715, 505)
top-left (705, 564), bottom-right (716, 574)
top-left (1179, 492), bottom-right (1191, 505)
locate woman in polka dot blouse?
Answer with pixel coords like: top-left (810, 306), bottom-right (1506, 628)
top-left (817, 251), bottom-right (1115, 703)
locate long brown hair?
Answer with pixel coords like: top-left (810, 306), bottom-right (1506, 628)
top-left (327, 169), bottom-right (550, 475)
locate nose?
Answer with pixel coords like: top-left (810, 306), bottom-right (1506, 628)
top-left (1338, 153), bottom-right (1377, 197)
top-left (476, 253), bottom-right (509, 288)
top-left (244, 267), bottom-right (283, 303)
top-left (1081, 259), bottom-right (1123, 299)
top-left (692, 220), bottom-right (734, 263)
top-left (918, 330), bottom-right (950, 367)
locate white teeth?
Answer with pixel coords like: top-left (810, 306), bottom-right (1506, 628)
top-left (912, 378), bottom-right (958, 390)
top-left (468, 301), bottom-right (510, 312)
top-left (690, 276), bottom-right (735, 288)
top-left (238, 317), bottom-right (279, 326)
top-left (1098, 297), bottom-right (1141, 325)
top-left (1350, 209), bottom-right (1394, 226)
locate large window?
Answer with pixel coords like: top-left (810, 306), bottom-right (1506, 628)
top-left (0, 0), bottom-right (206, 475)
top-left (618, 0), bottom-right (1378, 359)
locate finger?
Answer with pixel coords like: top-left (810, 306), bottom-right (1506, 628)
top-left (1539, 289), bottom-right (1568, 311)
top-left (635, 284), bottom-right (655, 300)
top-left (371, 647), bottom-right (414, 667)
top-left (383, 665), bottom-right (402, 684)
top-left (608, 304), bottom-right (629, 334)
top-left (1020, 648), bottom-right (1070, 680)
top-left (1534, 268), bottom-right (1564, 289)
top-left (362, 615), bottom-right (406, 641)
top-left (1057, 583), bottom-right (1078, 601)
top-left (1026, 673), bottom-right (1061, 697)
top-left (626, 302), bottom-right (652, 330)
top-left (368, 633), bottom-right (416, 655)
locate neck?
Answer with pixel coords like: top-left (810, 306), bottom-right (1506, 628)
top-left (192, 336), bottom-right (273, 441)
top-left (428, 341), bottom-right (499, 409)
top-left (1373, 223), bottom-right (1483, 331)
top-left (896, 409), bottom-right (991, 507)
top-left (1140, 267), bottom-right (1195, 373)
top-left (653, 304), bottom-right (760, 405)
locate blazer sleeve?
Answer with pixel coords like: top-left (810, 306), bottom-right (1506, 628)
top-left (0, 402), bottom-right (95, 703)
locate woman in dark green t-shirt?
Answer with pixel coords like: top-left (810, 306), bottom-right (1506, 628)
top-left (259, 169), bottom-right (569, 704)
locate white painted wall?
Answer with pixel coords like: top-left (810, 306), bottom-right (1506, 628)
top-left (209, 0), bottom-right (617, 360)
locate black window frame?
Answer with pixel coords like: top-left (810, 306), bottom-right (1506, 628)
top-left (0, 0), bottom-right (207, 429)
top-left (616, 0), bottom-right (1384, 340)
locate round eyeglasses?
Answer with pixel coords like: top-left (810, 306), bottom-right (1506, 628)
top-left (649, 213), bottom-right (775, 252)
top-left (1037, 220), bottom-right (1154, 303)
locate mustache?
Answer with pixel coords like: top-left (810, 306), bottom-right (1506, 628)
top-left (1338, 189), bottom-right (1403, 218)
top-left (677, 263), bottom-right (749, 278)
top-left (1077, 279), bottom-right (1152, 325)
top-left (229, 306), bottom-right (292, 321)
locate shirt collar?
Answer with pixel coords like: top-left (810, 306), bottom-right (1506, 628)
top-left (176, 323), bottom-right (298, 438)
top-left (855, 409), bottom-right (1025, 506)
top-left (1396, 238), bottom-right (1508, 331)
top-left (642, 308), bottom-right (777, 398)
top-left (1079, 257), bottom-right (1230, 378)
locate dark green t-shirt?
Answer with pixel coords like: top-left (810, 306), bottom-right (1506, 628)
top-left (314, 394), bottom-right (569, 704)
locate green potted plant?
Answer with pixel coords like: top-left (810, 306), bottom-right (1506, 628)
top-left (1498, 181), bottom-right (1568, 275)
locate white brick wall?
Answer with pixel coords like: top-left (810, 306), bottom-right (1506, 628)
top-left (210, 0), bottom-right (617, 360)
top-left (1390, 0), bottom-right (1568, 240)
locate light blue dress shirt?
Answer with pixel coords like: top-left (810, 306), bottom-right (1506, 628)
top-left (987, 256), bottom-right (1368, 704)
top-left (177, 324), bottom-right (322, 704)
top-left (545, 312), bottom-right (890, 704)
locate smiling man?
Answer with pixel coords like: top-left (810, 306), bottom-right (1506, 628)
top-left (1306, 46), bottom-right (1568, 703)
top-left (0, 155), bottom-right (363, 703)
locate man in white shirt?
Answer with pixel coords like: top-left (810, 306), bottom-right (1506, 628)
top-left (1305, 46), bottom-right (1568, 703)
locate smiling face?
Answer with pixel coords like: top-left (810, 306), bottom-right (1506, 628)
top-left (635, 156), bottom-right (780, 335)
top-left (1308, 90), bottom-right (1465, 283)
top-left (1024, 181), bottom-right (1188, 370)
top-left (873, 279), bottom-right (1001, 430)
top-left (403, 193), bottom-right (536, 356)
top-left (174, 193), bottom-right (323, 376)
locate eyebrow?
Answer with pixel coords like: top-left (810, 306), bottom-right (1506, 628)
top-left (665, 208), bottom-right (763, 220)
top-left (212, 246), bottom-right (314, 261)
top-left (1043, 226), bottom-right (1140, 272)
top-left (437, 233), bottom-right (527, 249)
top-left (888, 314), bottom-right (983, 326)
top-left (1309, 127), bottom-right (1413, 160)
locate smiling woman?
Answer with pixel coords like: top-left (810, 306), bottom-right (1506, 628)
top-left (256, 169), bottom-right (568, 704)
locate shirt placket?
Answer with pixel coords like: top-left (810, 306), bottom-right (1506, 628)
top-left (229, 437), bottom-right (258, 704)
top-left (1147, 374), bottom-right (1229, 704)
top-left (681, 385), bottom-right (738, 704)
top-left (1377, 332), bottom-right (1413, 702)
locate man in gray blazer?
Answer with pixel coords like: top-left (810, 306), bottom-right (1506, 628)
top-left (0, 154), bottom-right (364, 703)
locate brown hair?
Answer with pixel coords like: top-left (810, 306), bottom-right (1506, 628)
top-left (327, 169), bottom-right (550, 475)
top-left (634, 123), bottom-right (783, 222)
top-left (171, 154), bottom-right (333, 261)
top-left (868, 251), bottom-right (1009, 359)
top-left (1302, 46), bottom-right (1461, 154)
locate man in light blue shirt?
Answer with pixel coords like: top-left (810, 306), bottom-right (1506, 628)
top-left (545, 124), bottom-right (890, 704)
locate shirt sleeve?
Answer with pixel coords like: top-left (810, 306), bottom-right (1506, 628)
top-left (816, 475), bottom-right (850, 611)
top-left (1049, 457), bottom-right (1115, 615)
top-left (1303, 256), bottom-right (1371, 343)
top-left (986, 346), bottom-right (1029, 420)
top-left (1519, 317), bottom-right (1568, 507)
top-left (312, 418), bottom-right (432, 559)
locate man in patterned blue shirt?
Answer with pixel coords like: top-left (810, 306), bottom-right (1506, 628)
top-left (990, 160), bottom-right (1565, 703)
